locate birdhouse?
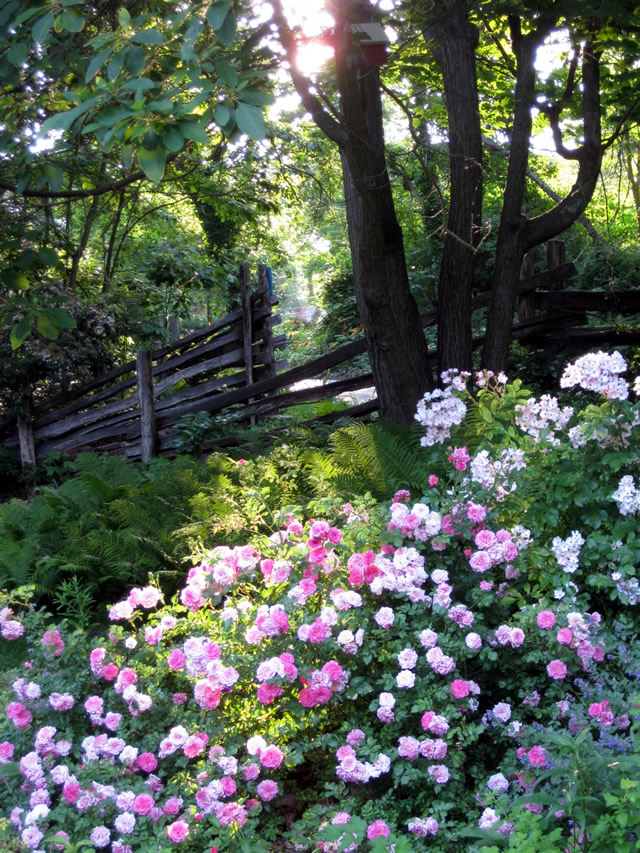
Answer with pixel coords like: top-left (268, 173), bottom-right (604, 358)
top-left (349, 22), bottom-right (391, 66)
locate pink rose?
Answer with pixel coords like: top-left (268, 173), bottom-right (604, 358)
top-left (166, 820), bottom-right (189, 843)
top-left (133, 793), bottom-right (155, 815)
top-left (536, 610), bottom-right (556, 630)
top-left (367, 819), bottom-right (390, 840)
top-left (450, 679), bottom-right (470, 699)
top-left (137, 752), bottom-right (157, 772)
top-left (547, 659), bottom-right (568, 680)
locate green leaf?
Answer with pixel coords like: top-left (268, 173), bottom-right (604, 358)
top-left (214, 104), bottom-right (231, 127)
top-left (32, 11), bottom-right (54, 43)
top-left (37, 313), bottom-right (60, 339)
top-left (178, 121), bottom-right (209, 144)
top-left (38, 247), bottom-right (61, 266)
top-left (236, 101), bottom-right (266, 140)
top-left (123, 44), bottom-right (146, 75)
top-left (237, 89), bottom-right (275, 107)
top-left (43, 164), bottom-right (63, 191)
top-left (42, 307), bottom-right (76, 329)
top-left (216, 10), bottom-right (236, 46)
top-left (118, 7), bottom-right (131, 29)
top-left (3, 269), bottom-right (30, 290)
top-left (7, 42), bottom-right (28, 66)
top-left (161, 126), bottom-right (184, 152)
top-left (39, 97), bottom-right (100, 135)
top-left (131, 28), bottom-right (164, 45)
top-left (17, 250), bottom-right (37, 270)
top-left (137, 145), bottom-right (166, 182)
top-left (142, 129), bottom-right (159, 149)
top-left (216, 59), bottom-right (238, 87)
top-left (85, 47), bottom-right (113, 82)
top-left (59, 8), bottom-right (84, 32)
top-left (10, 317), bottom-right (32, 349)
top-left (206, 1), bottom-right (231, 31)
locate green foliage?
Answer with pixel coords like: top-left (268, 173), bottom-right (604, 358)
top-left (328, 420), bottom-right (441, 500)
top-left (0, 453), bottom-right (232, 616)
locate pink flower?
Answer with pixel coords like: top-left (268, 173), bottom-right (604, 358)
top-left (260, 745), bottom-right (284, 769)
top-left (367, 819), bottom-right (390, 840)
top-left (256, 780), bottom-right (278, 801)
top-left (101, 663), bottom-right (119, 681)
top-left (256, 684), bottom-right (283, 705)
top-left (0, 741), bottom-right (15, 763)
top-left (137, 752), bottom-right (157, 772)
top-left (166, 820), bottom-right (189, 843)
top-left (41, 629), bottom-right (64, 655)
top-left (528, 745), bottom-right (548, 767)
top-left (428, 764), bottom-right (450, 784)
top-left (133, 793), bottom-right (155, 815)
top-left (429, 475), bottom-right (439, 486)
top-left (450, 679), bottom-right (470, 699)
top-left (556, 627), bottom-right (573, 645)
top-left (547, 659), bottom-right (568, 680)
top-left (374, 607), bottom-right (394, 629)
top-left (536, 610), bottom-right (556, 630)
top-left (6, 702), bottom-right (32, 730)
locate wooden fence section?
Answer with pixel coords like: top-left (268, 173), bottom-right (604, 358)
top-left (3, 242), bottom-right (640, 467)
top-left (3, 264), bottom-right (286, 465)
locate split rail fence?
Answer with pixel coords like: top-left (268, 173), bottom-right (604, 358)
top-left (2, 242), bottom-right (640, 469)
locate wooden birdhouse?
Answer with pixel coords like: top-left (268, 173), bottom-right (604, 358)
top-left (349, 22), bottom-right (391, 66)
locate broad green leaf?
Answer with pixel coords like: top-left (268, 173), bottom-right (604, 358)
top-left (7, 42), bottom-right (28, 66)
top-left (59, 8), bottom-right (84, 32)
top-left (18, 250), bottom-right (37, 270)
top-left (131, 28), bottom-right (164, 45)
top-left (161, 126), bottom-right (184, 152)
top-left (32, 11), bottom-right (54, 43)
top-left (121, 144), bottom-right (133, 168)
top-left (216, 59), bottom-right (238, 87)
top-left (236, 101), bottom-right (266, 140)
top-left (123, 44), bottom-right (145, 75)
top-left (137, 145), bottom-right (166, 182)
top-left (85, 47), bottom-right (113, 82)
top-left (10, 317), bottom-right (32, 350)
top-left (107, 50), bottom-right (124, 80)
top-left (118, 7), bottom-right (131, 29)
top-left (39, 97), bottom-right (100, 135)
top-left (206, 1), bottom-right (231, 31)
top-left (37, 313), bottom-right (60, 339)
top-left (38, 247), bottom-right (61, 266)
top-left (43, 164), bottom-right (63, 191)
top-left (42, 307), bottom-right (76, 329)
top-left (214, 104), bottom-right (231, 127)
top-left (216, 10), bottom-right (236, 46)
top-left (142, 129), bottom-right (159, 150)
top-left (3, 269), bottom-right (29, 291)
top-left (237, 89), bottom-right (275, 107)
top-left (178, 121), bottom-right (209, 144)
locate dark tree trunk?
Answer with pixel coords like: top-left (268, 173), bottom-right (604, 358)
top-left (482, 19), bottom-right (603, 372)
top-left (273, 0), bottom-right (433, 425)
top-left (424, 0), bottom-right (483, 376)
top-left (335, 22), bottom-right (433, 423)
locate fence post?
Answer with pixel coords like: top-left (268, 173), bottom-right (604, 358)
top-left (240, 262), bottom-right (255, 425)
top-left (17, 398), bottom-right (36, 469)
top-left (517, 246), bottom-right (539, 322)
top-left (258, 264), bottom-right (276, 379)
top-left (136, 349), bottom-right (156, 463)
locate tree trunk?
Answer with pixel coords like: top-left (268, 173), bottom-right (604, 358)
top-left (272, 0), bottom-right (433, 425)
top-left (424, 0), bottom-right (483, 376)
top-left (334, 7), bottom-right (433, 423)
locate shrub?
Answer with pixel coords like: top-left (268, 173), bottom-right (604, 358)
top-left (0, 351), bottom-right (639, 852)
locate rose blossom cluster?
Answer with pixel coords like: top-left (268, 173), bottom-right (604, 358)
top-left (612, 475), bottom-right (640, 516)
top-left (1, 606), bottom-right (24, 640)
top-left (560, 350), bottom-right (630, 400)
top-left (551, 530), bottom-right (585, 574)
top-left (467, 527), bottom-right (519, 574)
top-left (515, 395), bottom-right (573, 444)
top-left (469, 448), bottom-right (527, 497)
top-left (299, 660), bottom-right (349, 707)
top-left (335, 733), bottom-right (391, 783)
top-left (387, 501), bottom-right (442, 543)
top-left (179, 545), bottom-right (258, 612)
top-left (415, 383), bottom-right (467, 446)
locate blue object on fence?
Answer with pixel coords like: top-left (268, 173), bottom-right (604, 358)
top-left (267, 266), bottom-right (274, 298)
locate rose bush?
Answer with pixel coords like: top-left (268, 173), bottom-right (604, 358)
top-left (1, 351), bottom-right (639, 852)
